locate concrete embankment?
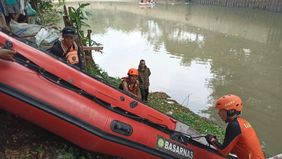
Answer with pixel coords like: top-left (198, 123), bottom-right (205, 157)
top-left (192, 0), bottom-right (282, 12)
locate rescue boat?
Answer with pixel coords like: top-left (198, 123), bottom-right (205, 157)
top-left (0, 31), bottom-right (235, 159)
top-left (139, 1), bottom-right (156, 8)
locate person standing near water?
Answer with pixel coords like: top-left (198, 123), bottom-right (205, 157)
top-left (205, 94), bottom-right (265, 159)
top-left (138, 59), bottom-right (151, 102)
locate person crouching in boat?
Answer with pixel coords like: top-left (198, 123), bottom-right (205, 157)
top-left (49, 27), bottom-right (82, 68)
top-left (120, 68), bottom-right (142, 100)
top-left (205, 94), bottom-right (265, 159)
top-left (0, 47), bottom-right (15, 61)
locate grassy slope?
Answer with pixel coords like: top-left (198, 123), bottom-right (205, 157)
top-left (148, 92), bottom-right (224, 140)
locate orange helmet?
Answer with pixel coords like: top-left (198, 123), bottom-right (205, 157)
top-left (128, 68), bottom-right (139, 76)
top-left (215, 94), bottom-right (243, 112)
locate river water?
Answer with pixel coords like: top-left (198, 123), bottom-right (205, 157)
top-left (81, 2), bottom-right (282, 155)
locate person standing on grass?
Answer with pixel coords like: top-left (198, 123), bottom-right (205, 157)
top-left (138, 59), bottom-right (151, 102)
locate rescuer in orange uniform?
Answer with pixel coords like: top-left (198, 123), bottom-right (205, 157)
top-left (205, 94), bottom-right (265, 159)
top-left (120, 68), bottom-right (142, 100)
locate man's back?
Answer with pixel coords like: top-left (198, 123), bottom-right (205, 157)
top-left (233, 117), bottom-right (264, 159)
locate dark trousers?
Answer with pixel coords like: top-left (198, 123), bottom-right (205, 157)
top-left (140, 88), bottom-right (149, 102)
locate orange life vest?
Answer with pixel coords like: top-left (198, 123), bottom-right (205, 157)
top-left (60, 41), bottom-right (79, 65)
top-left (121, 77), bottom-right (139, 96)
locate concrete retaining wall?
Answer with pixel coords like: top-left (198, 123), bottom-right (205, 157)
top-left (192, 0), bottom-right (282, 12)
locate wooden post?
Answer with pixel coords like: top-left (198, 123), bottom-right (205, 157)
top-left (82, 29), bottom-right (94, 69)
top-left (64, 4), bottom-right (68, 15)
top-left (84, 29), bottom-right (97, 72)
top-left (87, 30), bottom-right (92, 46)
top-left (63, 5), bottom-right (73, 27)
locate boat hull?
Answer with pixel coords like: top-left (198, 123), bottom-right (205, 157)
top-left (0, 32), bottom-right (230, 159)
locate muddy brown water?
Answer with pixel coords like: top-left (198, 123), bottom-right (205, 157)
top-left (76, 1), bottom-right (282, 155)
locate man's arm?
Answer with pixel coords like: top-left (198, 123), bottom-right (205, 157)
top-left (122, 81), bottom-right (141, 100)
top-left (122, 81), bottom-right (129, 92)
top-left (208, 120), bottom-right (241, 156)
top-left (0, 48), bottom-right (16, 61)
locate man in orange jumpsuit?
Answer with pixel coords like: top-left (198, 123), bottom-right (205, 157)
top-left (205, 94), bottom-right (265, 159)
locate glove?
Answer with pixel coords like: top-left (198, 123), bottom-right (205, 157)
top-left (205, 134), bottom-right (217, 145)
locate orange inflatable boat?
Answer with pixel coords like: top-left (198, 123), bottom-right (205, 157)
top-left (0, 31), bottom-right (235, 159)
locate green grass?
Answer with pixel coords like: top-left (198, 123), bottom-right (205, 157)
top-left (85, 62), bottom-right (121, 88)
top-left (148, 92), bottom-right (225, 140)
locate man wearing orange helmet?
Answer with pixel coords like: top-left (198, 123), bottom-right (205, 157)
top-left (120, 68), bottom-right (141, 100)
top-left (205, 94), bottom-right (265, 159)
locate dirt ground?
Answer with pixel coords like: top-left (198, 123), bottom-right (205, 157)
top-left (0, 110), bottom-right (116, 159)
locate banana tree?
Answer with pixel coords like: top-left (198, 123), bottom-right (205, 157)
top-left (68, 3), bottom-right (90, 45)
